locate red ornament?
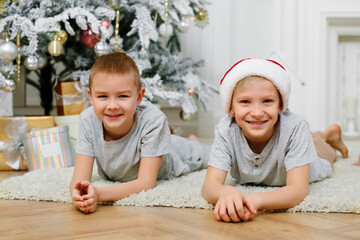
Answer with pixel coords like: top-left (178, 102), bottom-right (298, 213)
top-left (80, 27), bottom-right (101, 49)
top-left (101, 20), bottom-right (110, 29)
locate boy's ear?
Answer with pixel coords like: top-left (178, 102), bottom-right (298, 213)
top-left (137, 87), bottom-right (145, 104)
top-left (87, 88), bottom-right (93, 105)
top-left (229, 106), bottom-right (235, 116)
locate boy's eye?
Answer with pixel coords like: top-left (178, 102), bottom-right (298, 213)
top-left (264, 99), bottom-right (273, 103)
top-left (97, 95), bottom-right (107, 99)
top-left (119, 95), bottom-right (129, 98)
top-left (240, 100), bottom-right (250, 104)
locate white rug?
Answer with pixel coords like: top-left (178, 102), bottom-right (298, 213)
top-left (0, 156), bottom-right (360, 213)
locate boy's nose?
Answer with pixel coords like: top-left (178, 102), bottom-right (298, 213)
top-left (107, 98), bottom-right (119, 110)
top-left (250, 106), bottom-right (264, 118)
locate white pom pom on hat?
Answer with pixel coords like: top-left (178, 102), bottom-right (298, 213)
top-left (220, 58), bottom-right (291, 115)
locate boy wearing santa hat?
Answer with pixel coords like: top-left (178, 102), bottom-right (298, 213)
top-left (201, 58), bottom-right (349, 222)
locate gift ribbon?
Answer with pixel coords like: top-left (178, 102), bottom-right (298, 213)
top-left (0, 117), bottom-right (28, 170)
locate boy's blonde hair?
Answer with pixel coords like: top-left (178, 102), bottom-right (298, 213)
top-left (89, 52), bottom-right (141, 91)
top-left (234, 76), bottom-right (283, 109)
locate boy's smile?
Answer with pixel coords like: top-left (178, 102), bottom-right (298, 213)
top-left (88, 72), bottom-right (145, 141)
top-left (229, 77), bottom-right (282, 152)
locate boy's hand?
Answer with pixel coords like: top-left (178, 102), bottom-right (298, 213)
top-left (214, 186), bottom-right (257, 222)
top-left (71, 180), bottom-right (98, 213)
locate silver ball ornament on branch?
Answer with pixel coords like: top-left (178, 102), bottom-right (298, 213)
top-left (1, 79), bottom-right (16, 92)
top-left (159, 23), bottom-right (173, 37)
top-left (24, 55), bottom-right (39, 70)
top-left (179, 20), bottom-right (189, 33)
top-left (94, 41), bottom-right (111, 57)
top-left (0, 37), bottom-right (18, 62)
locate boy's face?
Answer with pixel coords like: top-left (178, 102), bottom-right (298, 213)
top-left (88, 72), bottom-right (145, 140)
top-left (229, 78), bottom-right (282, 146)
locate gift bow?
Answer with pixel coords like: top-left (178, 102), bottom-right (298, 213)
top-left (0, 117), bottom-right (28, 170)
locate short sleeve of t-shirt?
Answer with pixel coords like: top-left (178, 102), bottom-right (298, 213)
top-left (283, 120), bottom-right (316, 172)
top-left (208, 118), bottom-right (233, 172)
top-left (137, 106), bottom-right (171, 157)
top-left (76, 107), bottom-right (98, 157)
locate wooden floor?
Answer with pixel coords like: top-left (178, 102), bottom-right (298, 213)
top-left (1, 171), bottom-right (360, 240)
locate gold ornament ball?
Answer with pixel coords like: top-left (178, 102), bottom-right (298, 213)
top-left (179, 110), bottom-right (192, 121)
top-left (196, 10), bottom-right (208, 21)
top-left (48, 40), bottom-right (64, 56)
top-left (54, 30), bottom-right (68, 44)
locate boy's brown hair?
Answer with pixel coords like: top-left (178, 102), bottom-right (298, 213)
top-left (89, 52), bottom-right (141, 91)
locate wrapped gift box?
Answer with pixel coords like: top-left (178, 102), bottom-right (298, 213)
top-left (22, 126), bottom-right (75, 171)
top-left (55, 81), bottom-right (85, 116)
top-left (0, 116), bottom-right (55, 170)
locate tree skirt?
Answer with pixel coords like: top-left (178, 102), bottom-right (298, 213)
top-left (0, 157), bottom-right (359, 213)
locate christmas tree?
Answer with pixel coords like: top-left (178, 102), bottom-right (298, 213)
top-left (0, 0), bottom-right (216, 117)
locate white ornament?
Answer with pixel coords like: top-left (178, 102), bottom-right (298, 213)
top-left (159, 23), bottom-right (173, 37)
top-left (94, 41), bottom-right (111, 56)
top-left (0, 38), bottom-right (18, 62)
top-left (179, 20), bottom-right (189, 33)
top-left (24, 55), bottom-right (39, 70)
top-left (2, 79), bottom-right (16, 92)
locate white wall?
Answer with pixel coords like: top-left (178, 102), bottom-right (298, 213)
top-left (180, 0), bottom-right (360, 138)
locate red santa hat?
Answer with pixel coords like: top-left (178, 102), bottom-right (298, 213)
top-left (220, 58), bottom-right (291, 115)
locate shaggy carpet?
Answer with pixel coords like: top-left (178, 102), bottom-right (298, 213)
top-left (0, 152), bottom-right (359, 213)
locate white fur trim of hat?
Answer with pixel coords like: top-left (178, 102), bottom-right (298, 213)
top-left (220, 58), bottom-right (291, 115)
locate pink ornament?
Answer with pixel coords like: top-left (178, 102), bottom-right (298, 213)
top-left (101, 20), bottom-right (111, 29)
top-left (80, 27), bottom-right (101, 49)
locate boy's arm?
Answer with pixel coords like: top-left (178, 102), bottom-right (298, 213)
top-left (69, 154), bottom-right (95, 194)
top-left (95, 156), bottom-right (162, 202)
top-left (69, 154), bottom-right (95, 212)
top-left (248, 164), bottom-right (310, 210)
top-left (202, 166), bottom-right (257, 222)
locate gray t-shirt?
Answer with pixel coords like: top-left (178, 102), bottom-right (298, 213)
top-left (208, 111), bottom-right (332, 186)
top-left (76, 104), bottom-right (209, 182)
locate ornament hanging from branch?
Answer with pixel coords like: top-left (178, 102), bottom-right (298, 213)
top-left (159, 0), bottom-right (173, 37)
top-left (80, 27), bottom-right (101, 49)
top-left (0, 36), bottom-right (18, 62)
top-left (194, 9), bottom-right (209, 29)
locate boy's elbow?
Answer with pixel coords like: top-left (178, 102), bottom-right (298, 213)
top-left (289, 188), bottom-right (308, 208)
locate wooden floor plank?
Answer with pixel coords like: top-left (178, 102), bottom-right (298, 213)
top-left (1, 172), bottom-right (359, 239)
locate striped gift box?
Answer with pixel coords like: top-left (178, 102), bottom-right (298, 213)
top-left (22, 126), bottom-right (75, 171)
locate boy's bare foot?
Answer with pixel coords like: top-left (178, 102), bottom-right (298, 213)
top-left (188, 134), bottom-right (199, 142)
top-left (323, 123), bottom-right (349, 158)
top-left (353, 154), bottom-right (360, 167)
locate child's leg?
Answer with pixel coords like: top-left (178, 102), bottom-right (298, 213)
top-left (312, 123), bottom-right (349, 167)
top-left (353, 154), bottom-right (360, 167)
top-left (312, 132), bottom-right (337, 167)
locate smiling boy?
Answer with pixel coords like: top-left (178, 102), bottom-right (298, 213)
top-left (201, 58), bottom-right (349, 222)
top-left (70, 52), bottom-right (209, 213)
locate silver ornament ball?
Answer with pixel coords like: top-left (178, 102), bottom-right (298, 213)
top-left (94, 41), bottom-right (111, 56)
top-left (159, 23), bottom-right (174, 37)
top-left (0, 38), bottom-right (18, 62)
top-left (2, 79), bottom-right (16, 92)
top-left (179, 21), bottom-right (189, 33)
top-left (24, 55), bottom-right (40, 70)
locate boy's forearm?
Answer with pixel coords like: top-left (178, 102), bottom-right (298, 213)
top-left (249, 185), bottom-right (308, 210)
top-left (96, 178), bottom-right (156, 202)
top-left (202, 180), bottom-right (226, 204)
